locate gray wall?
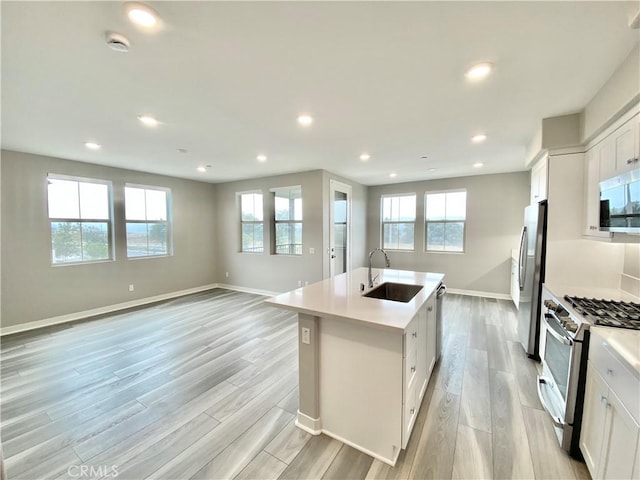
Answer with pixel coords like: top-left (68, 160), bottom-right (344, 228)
top-left (1, 150), bottom-right (218, 328)
top-left (215, 169), bottom-right (368, 293)
top-left (366, 172), bottom-right (530, 296)
top-left (582, 44), bottom-right (640, 143)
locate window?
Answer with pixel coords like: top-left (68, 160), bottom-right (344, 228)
top-left (125, 185), bottom-right (172, 258)
top-left (273, 186), bottom-right (302, 255)
top-left (381, 194), bottom-right (416, 250)
top-left (47, 175), bottom-right (112, 264)
top-left (240, 192), bottom-right (264, 253)
top-left (425, 190), bottom-right (467, 252)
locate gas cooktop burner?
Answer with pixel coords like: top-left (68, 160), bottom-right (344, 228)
top-left (563, 295), bottom-right (640, 330)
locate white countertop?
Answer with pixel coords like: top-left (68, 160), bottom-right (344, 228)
top-left (591, 327), bottom-right (640, 378)
top-left (266, 267), bottom-right (445, 332)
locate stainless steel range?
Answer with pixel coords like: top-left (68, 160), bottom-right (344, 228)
top-left (537, 286), bottom-right (640, 458)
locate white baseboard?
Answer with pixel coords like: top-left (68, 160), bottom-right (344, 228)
top-left (446, 288), bottom-right (512, 301)
top-left (215, 283), bottom-right (281, 298)
top-left (295, 410), bottom-right (322, 435)
top-left (321, 428), bottom-right (399, 467)
top-left (1, 283), bottom-right (219, 336)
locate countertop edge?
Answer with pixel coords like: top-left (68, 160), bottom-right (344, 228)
top-left (265, 268), bottom-right (445, 332)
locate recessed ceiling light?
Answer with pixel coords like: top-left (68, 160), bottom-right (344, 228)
top-left (197, 166), bottom-right (207, 173)
top-left (465, 62), bottom-right (493, 80)
top-left (473, 162), bottom-right (484, 168)
top-left (177, 148), bottom-right (188, 154)
top-left (359, 153), bottom-right (370, 161)
top-left (472, 134), bottom-right (487, 143)
top-left (389, 172), bottom-right (397, 178)
top-left (257, 154), bottom-right (267, 162)
top-left (125, 3), bottom-right (158, 28)
top-left (428, 168), bottom-right (436, 172)
top-left (84, 142), bottom-right (101, 150)
top-left (138, 115), bottom-right (159, 127)
top-left (297, 114), bottom-right (313, 127)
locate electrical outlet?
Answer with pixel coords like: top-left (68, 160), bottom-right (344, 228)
top-left (225, 272), bottom-right (229, 278)
top-left (301, 327), bottom-right (311, 345)
top-left (297, 280), bottom-right (302, 287)
top-left (304, 281), bottom-right (309, 286)
top-left (129, 284), bottom-right (134, 292)
top-left (309, 247), bottom-right (315, 254)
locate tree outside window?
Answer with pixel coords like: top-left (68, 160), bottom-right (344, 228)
top-left (273, 186), bottom-right (302, 255)
top-left (425, 190), bottom-right (466, 252)
top-left (240, 192), bottom-right (264, 253)
top-left (381, 194), bottom-right (416, 250)
top-left (125, 185), bottom-right (172, 258)
top-left (48, 176), bottom-right (112, 264)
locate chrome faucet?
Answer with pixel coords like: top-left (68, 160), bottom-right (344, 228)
top-left (368, 248), bottom-right (391, 288)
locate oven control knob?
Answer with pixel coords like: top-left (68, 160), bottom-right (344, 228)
top-left (565, 321), bottom-right (578, 333)
top-left (544, 300), bottom-right (559, 311)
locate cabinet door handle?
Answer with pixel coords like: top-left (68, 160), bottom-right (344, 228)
top-left (627, 158), bottom-right (639, 164)
top-left (411, 365), bottom-right (416, 373)
top-left (427, 306), bottom-right (433, 312)
top-left (410, 408), bottom-right (415, 415)
top-left (606, 368), bottom-right (613, 376)
top-left (412, 332), bottom-right (417, 338)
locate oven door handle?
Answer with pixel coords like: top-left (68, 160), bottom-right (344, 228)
top-left (544, 314), bottom-right (573, 346)
top-left (537, 376), bottom-right (566, 428)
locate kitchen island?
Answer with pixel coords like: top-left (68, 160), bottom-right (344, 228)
top-left (266, 267), bottom-right (445, 466)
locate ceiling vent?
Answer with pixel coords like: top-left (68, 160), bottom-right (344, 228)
top-left (105, 31), bottom-right (130, 52)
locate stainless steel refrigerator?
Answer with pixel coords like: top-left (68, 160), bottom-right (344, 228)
top-left (517, 200), bottom-right (547, 360)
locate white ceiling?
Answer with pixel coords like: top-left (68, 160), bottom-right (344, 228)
top-left (2, 1), bottom-right (638, 186)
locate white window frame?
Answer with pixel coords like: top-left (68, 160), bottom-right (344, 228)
top-left (125, 183), bottom-right (173, 259)
top-left (238, 190), bottom-right (264, 254)
top-left (380, 193), bottom-right (416, 251)
top-left (270, 185), bottom-right (303, 256)
top-left (424, 189), bottom-right (467, 253)
top-left (47, 174), bottom-right (114, 265)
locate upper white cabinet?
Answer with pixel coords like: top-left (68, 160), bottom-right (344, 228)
top-left (583, 112), bottom-right (639, 239)
top-left (599, 113), bottom-right (640, 180)
top-left (583, 147), bottom-right (612, 238)
top-left (530, 156), bottom-right (548, 204)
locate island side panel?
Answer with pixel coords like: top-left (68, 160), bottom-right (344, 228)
top-left (296, 313), bottom-right (321, 433)
top-left (319, 315), bottom-right (404, 465)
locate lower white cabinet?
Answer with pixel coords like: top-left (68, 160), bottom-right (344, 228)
top-left (317, 291), bottom-right (438, 465)
top-left (580, 331), bottom-right (640, 479)
top-left (510, 257), bottom-right (520, 309)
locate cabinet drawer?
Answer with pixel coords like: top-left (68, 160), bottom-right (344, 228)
top-left (404, 347), bottom-right (417, 392)
top-left (590, 336), bottom-right (640, 423)
top-left (402, 379), bottom-right (418, 446)
top-left (405, 320), bottom-right (419, 357)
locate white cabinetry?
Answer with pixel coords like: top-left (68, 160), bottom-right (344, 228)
top-left (510, 257), bottom-right (520, 309)
top-left (317, 290), bottom-right (439, 465)
top-left (583, 147), bottom-right (612, 238)
top-left (583, 112), bottom-right (639, 239)
top-left (403, 293), bottom-right (436, 446)
top-left (580, 330), bottom-right (640, 479)
top-left (530, 156), bottom-right (548, 204)
top-left (599, 113), bottom-right (640, 180)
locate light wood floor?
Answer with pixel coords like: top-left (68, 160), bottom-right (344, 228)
top-left (0, 289), bottom-right (591, 480)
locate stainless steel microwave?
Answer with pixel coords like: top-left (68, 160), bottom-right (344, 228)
top-left (600, 169), bottom-right (640, 233)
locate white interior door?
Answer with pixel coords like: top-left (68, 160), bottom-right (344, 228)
top-left (329, 180), bottom-right (351, 277)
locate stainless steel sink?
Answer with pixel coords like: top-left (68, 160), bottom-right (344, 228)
top-left (363, 282), bottom-right (423, 303)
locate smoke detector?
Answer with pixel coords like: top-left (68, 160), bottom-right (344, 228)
top-left (105, 31), bottom-right (130, 53)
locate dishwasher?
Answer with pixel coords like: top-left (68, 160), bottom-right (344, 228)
top-left (436, 283), bottom-right (447, 361)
